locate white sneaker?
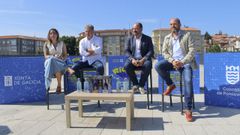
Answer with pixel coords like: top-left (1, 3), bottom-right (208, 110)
top-left (139, 87), bottom-right (145, 94)
top-left (132, 85), bottom-right (139, 93)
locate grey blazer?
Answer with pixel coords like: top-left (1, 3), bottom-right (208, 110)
top-left (162, 30), bottom-right (197, 69)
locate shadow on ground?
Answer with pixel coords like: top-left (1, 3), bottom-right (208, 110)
top-left (0, 125), bottom-right (12, 135)
top-left (71, 116), bottom-right (164, 131)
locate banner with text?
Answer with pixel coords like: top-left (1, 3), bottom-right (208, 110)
top-left (108, 56), bottom-right (128, 89)
top-left (0, 57), bottom-right (45, 104)
top-left (204, 53), bottom-right (240, 108)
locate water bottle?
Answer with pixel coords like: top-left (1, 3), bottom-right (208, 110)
top-left (84, 78), bottom-right (90, 93)
top-left (123, 78), bottom-right (129, 93)
top-left (88, 78), bottom-right (93, 92)
top-left (116, 78), bottom-right (121, 93)
top-left (93, 78), bottom-right (99, 93)
top-left (76, 78), bottom-right (82, 92)
top-left (98, 79), bottom-right (103, 93)
top-left (120, 79), bottom-right (124, 93)
top-left (107, 77), bottom-right (112, 93)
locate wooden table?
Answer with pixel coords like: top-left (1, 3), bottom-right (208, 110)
top-left (65, 91), bottom-right (134, 131)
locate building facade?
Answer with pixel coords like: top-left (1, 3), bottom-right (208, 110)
top-left (210, 33), bottom-right (240, 52)
top-left (0, 35), bottom-right (46, 56)
top-left (79, 29), bottom-right (131, 56)
top-left (152, 27), bottom-right (203, 54)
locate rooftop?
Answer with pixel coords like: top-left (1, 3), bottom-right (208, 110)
top-left (0, 35), bottom-right (46, 41)
top-left (153, 27), bottom-right (200, 32)
top-left (79, 29), bottom-right (131, 36)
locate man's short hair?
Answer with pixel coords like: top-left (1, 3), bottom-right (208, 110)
top-left (85, 24), bottom-right (94, 31)
top-left (171, 18), bottom-right (181, 25)
top-left (134, 22), bottom-right (143, 29)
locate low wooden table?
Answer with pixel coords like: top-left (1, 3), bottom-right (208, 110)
top-left (65, 91), bottom-right (134, 131)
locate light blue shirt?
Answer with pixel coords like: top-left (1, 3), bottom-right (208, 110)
top-left (134, 36), bottom-right (142, 59)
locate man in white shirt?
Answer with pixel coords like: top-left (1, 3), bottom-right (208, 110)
top-left (72, 24), bottom-right (104, 81)
top-left (155, 18), bottom-right (197, 122)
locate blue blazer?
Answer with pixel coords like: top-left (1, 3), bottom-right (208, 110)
top-left (125, 34), bottom-right (154, 61)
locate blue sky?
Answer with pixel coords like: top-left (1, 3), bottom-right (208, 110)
top-left (0, 0), bottom-right (239, 38)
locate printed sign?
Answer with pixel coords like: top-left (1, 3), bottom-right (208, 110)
top-left (0, 57), bottom-right (45, 104)
top-left (205, 53), bottom-right (240, 108)
top-left (108, 56), bottom-right (128, 89)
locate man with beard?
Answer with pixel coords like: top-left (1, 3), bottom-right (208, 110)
top-left (124, 22), bottom-right (154, 94)
top-left (155, 18), bottom-right (197, 122)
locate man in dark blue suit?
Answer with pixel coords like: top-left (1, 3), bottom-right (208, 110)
top-left (124, 22), bottom-right (154, 94)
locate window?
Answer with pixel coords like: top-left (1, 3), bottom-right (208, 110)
top-left (10, 39), bottom-right (16, 45)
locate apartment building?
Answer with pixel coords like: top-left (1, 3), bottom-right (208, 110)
top-left (0, 35), bottom-right (46, 55)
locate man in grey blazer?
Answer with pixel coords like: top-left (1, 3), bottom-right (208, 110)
top-left (124, 22), bottom-right (154, 94)
top-left (155, 18), bottom-right (197, 122)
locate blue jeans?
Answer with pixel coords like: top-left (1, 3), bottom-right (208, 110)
top-left (124, 59), bottom-right (152, 87)
top-left (44, 57), bottom-right (68, 89)
top-left (155, 60), bottom-right (193, 110)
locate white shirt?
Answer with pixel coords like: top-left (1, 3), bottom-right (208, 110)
top-left (172, 35), bottom-right (184, 61)
top-left (46, 41), bottom-right (63, 57)
top-left (79, 35), bottom-right (103, 65)
top-left (134, 36), bottom-right (142, 59)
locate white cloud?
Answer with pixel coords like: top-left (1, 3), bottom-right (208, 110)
top-left (0, 10), bottom-right (43, 15)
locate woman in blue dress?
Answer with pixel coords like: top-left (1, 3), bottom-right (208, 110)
top-left (43, 28), bottom-right (74, 93)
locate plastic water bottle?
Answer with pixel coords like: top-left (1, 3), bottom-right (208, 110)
top-left (93, 78), bottom-right (99, 93)
top-left (123, 78), bottom-right (129, 93)
top-left (76, 78), bottom-right (82, 92)
top-left (98, 79), bottom-right (103, 93)
top-left (116, 78), bottom-right (121, 93)
top-left (84, 78), bottom-right (90, 93)
top-left (107, 77), bottom-right (112, 93)
top-left (120, 79), bottom-right (124, 93)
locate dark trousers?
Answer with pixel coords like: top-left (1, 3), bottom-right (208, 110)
top-left (124, 59), bottom-right (152, 87)
top-left (72, 60), bottom-right (104, 81)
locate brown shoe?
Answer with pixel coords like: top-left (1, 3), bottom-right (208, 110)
top-left (185, 110), bottom-right (193, 122)
top-left (163, 84), bottom-right (176, 95)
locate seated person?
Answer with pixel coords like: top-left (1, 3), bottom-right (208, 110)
top-left (155, 18), bottom-right (197, 122)
top-left (124, 22), bottom-right (154, 94)
top-left (43, 28), bottom-right (74, 93)
top-left (72, 24), bottom-right (104, 81)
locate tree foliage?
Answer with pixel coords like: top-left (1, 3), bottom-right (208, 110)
top-left (204, 32), bottom-right (212, 40)
top-left (60, 36), bottom-right (78, 55)
top-left (207, 44), bottom-right (221, 52)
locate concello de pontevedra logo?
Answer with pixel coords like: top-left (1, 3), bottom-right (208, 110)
top-left (226, 66), bottom-right (240, 85)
